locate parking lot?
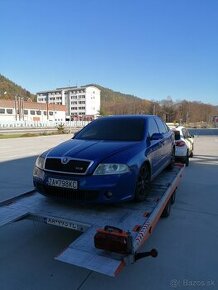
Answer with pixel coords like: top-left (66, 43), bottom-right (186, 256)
top-left (0, 135), bottom-right (218, 290)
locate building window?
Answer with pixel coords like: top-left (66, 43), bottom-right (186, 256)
top-left (30, 110), bottom-right (36, 115)
top-left (6, 109), bottom-right (13, 114)
top-left (36, 111), bottom-right (41, 115)
top-left (49, 111), bottom-right (53, 116)
top-left (0, 108), bottom-right (5, 114)
top-left (44, 111), bottom-right (47, 115)
top-left (24, 110), bottom-right (28, 115)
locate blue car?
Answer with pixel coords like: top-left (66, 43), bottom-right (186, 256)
top-left (33, 115), bottom-right (175, 203)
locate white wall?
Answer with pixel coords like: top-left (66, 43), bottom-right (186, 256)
top-left (0, 109), bottom-right (66, 122)
top-left (85, 86), bottom-right (100, 115)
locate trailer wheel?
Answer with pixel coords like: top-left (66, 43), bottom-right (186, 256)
top-left (171, 190), bottom-right (176, 204)
top-left (135, 163), bottom-right (151, 202)
top-left (161, 199), bottom-right (171, 218)
top-left (183, 151), bottom-right (189, 166)
top-left (185, 152), bottom-right (189, 166)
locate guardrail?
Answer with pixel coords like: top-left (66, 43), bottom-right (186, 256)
top-left (0, 121), bottom-right (90, 129)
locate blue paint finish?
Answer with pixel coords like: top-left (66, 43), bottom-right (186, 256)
top-left (33, 115), bottom-right (174, 203)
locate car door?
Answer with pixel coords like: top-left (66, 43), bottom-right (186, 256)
top-left (155, 116), bottom-right (172, 165)
top-left (146, 117), bottom-right (163, 175)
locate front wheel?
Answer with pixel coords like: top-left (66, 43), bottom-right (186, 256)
top-left (135, 164), bottom-right (151, 202)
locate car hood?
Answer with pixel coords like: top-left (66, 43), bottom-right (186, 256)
top-left (46, 138), bottom-right (140, 163)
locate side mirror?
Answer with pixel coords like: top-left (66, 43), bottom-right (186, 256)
top-left (150, 133), bottom-right (164, 140)
top-left (187, 134), bottom-right (194, 139)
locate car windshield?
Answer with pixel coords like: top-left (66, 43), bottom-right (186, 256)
top-left (74, 118), bottom-right (145, 141)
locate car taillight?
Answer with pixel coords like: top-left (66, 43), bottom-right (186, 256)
top-left (175, 140), bottom-right (186, 147)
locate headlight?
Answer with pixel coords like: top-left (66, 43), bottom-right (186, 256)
top-left (35, 156), bottom-right (45, 169)
top-left (93, 163), bottom-right (130, 175)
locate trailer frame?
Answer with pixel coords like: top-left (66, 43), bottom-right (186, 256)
top-left (0, 164), bottom-right (184, 277)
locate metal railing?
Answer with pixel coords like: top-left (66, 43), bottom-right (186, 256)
top-left (0, 120), bottom-right (90, 129)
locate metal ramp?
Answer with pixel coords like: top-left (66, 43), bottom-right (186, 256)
top-left (0, 165), bottom-right (184, 276)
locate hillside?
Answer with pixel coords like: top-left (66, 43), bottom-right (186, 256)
top-left (94, 84), bottom-right (153, 115)
top-left (0, 74), bottom-right (35, 101)
top-left (0, 74), bottom-right (217, 125)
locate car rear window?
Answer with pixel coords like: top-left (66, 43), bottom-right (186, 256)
top-left (75, 118), bottom-right (145, 141)
top-left (173, 130), bottom-right (181, 140)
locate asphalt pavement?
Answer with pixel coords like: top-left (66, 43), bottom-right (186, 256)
top-left (0, 135), bottom-right (218, 290)
top-left (0, 134), bottom-right (71, 201)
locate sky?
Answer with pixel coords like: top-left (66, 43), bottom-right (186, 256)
top-left (0, 0), bottom-right (218, 105)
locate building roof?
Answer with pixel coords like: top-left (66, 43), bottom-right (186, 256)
top-left (36, 89), bottom-right (62, 94)
top-left (37, 84), bottom-right (100, 94)
top-left (0, 99), bottom-right (66, 111)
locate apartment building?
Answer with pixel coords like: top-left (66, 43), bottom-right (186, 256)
top-left (36, 85), bottom-right (100, 119)
top-left (0, 99), bottom-right (66, 122)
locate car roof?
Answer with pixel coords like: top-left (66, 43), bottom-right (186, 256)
top-left (168, 124), bottom-right (185, 130)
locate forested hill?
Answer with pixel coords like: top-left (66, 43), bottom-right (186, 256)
top-left (0, 74), bottom-right (217, 125)
top-left (94, 84), bottom-right (153, 115)
top-left (0, 74), bottom-right (35, 100)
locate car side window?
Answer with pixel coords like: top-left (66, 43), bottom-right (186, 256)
top-left (148, 117), bottom-right (159, 137)
top-left (155, 117), bottom-right (167, 134)
top-left (186, 129), bottom-right (192, 138)
top-left (182, 128), bottom-right (188, 138)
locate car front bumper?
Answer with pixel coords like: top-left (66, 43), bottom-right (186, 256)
top-left (33, 168), bottom-right (137, 204)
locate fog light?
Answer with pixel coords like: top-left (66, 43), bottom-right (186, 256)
top-left (105, 191), bottom-right (113, 199)
top-left (33, 167), bottom-right (45, 180)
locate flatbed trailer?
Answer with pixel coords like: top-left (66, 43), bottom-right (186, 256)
top-left (0, 164), bottom-right (184, 277)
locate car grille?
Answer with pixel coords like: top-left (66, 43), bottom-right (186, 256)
top-left (45, 158), bottom-right (91, 174)
top-left (36, 183), bottom-right (99, 202)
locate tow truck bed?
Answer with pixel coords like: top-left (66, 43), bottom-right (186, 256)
top-left (0, 164), bottom-right (184, 276)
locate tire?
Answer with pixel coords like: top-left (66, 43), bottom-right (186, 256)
top-left (171, 191), bottom-right (176, 204)
top-left (167, 147), bottom-right (175, 170)
top-left (161, 199), bottom-right (171, 218)
top-left (185, 151), bottom-right (189, 166)
top-left (135, 163), bottom-right (151, 202)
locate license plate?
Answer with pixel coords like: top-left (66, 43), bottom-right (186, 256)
top-left (46, 217), bottom-right (78, 230)
top-left (47, 178), bottom-right (78, 189)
